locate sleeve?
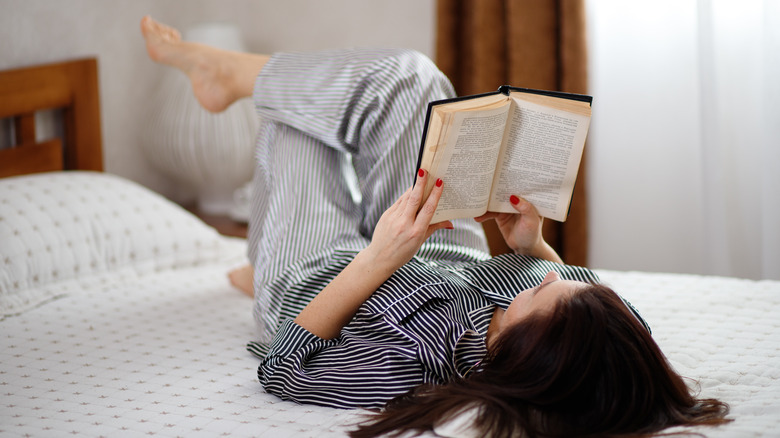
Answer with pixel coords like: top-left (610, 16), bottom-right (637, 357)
top-left (249, 319), bottom-right (322, 378)
top-left (250, 316), bottom-right (425, 410)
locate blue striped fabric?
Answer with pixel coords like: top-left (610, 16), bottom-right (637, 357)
top-left (243, 48), bottom-right (599, 409)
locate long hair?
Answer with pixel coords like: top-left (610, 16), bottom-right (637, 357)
top-left (350, 284), bottom-right (731, 437)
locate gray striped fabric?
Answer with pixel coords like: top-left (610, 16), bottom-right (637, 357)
top-left (247, 48), bottom-right (490, 343)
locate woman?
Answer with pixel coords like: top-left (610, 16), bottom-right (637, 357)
top-left (141, 16), bottom-right (730, 437)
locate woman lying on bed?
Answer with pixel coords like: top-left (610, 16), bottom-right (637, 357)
top-left (142, 16), bottom-right (730, 437)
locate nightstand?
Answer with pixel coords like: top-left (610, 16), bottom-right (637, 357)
top-left (185, 205), bottom-right (248, 238)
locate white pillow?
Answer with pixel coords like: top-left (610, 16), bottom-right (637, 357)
top-left (0, 171), bottom-right (234, 316)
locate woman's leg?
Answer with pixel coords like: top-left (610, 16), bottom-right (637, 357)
top-left (142, 18), bottom-right (489, 339)
top-left (227, 265), bottom-right (254, 297)
top-left (142, 17), bottom-right (364, 334)
top-left (247, 49), bottom-right (490, 340)
top-left (248, 122), bottom-right (364, 341)
top-left (251, 49), bottom-right (490, 255)
top-left (142, 16), bottom-right (489, 264)
top-left (142, 16), bottom-right (269, 295)
top-left (141, 15), bottom-right (269, 113)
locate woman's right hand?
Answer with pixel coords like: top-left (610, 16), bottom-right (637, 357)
top-left (365, 169), bottom-right (453, 274)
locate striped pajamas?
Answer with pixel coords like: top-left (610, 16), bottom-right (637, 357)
top-left (245, 48), bottom-right (599, 408)
top-left (247, 48), bottom-right (490, 343)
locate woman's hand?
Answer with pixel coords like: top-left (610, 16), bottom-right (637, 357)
top-left (365, 169), bottom-right (453, 274)
top-left (294, 169), bottom-right (451, 340)
top-left (475, 195), bottom-right (562, 263)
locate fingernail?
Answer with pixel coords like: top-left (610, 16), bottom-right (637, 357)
top-left (418, 169), bottom-right (425, 178)
top-left (510, 195), bottom-right (520, 205)
top-left (446, 225), bottom-right (454, 230)
top-left (435, 178), bottom-right (443, 187)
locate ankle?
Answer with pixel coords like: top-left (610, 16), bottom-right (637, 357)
top-left (229, 51), bottom-right (270, 100)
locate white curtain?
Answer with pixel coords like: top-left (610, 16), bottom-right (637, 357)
top-left (697, 0), bottom-right (780, 280)
top-left (586, 0), bottom-right (779, 280)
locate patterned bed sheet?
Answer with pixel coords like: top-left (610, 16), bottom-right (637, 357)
top-left (0, 241), bottom-right (361, 437)
top-left (1, 243), bottom-right (778, 437)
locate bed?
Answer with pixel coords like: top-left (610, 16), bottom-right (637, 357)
top-left (1, 59), bottom-right (778, 437)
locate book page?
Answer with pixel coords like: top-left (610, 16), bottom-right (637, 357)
top-left (487, 95), bottom-right (591, 222)
top-left (428, 103), bottom-right (511, 223)
top-left (418, 94), bottom-right (509, 199)
top-left (418, 110), bottom-right (447, 176)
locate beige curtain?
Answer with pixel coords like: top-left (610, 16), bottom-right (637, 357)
top-left (436, 0), bottom-right (589, 266)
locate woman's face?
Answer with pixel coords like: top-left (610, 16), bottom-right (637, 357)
top-left (499, 271), bottom-right (586, 333)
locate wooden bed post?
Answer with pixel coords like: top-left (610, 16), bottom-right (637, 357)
top-left (0, 58), bottom-right (103, 176)
top-left (63, 58), bottom-right (103, 172)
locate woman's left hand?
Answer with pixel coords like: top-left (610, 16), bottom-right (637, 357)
top-left (365, 169), bottom-right (453, 274)
top-left (475, 195), bottom-right (562, 263)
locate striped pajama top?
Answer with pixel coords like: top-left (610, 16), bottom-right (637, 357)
top-left (247, 252), bottom-right (599, 409)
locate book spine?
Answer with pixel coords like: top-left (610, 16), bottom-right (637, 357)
top-left (500, 85), bottom-right (593, 105)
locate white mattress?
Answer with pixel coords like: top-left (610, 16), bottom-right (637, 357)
top-left (1, 239), bottom-right (779, 437)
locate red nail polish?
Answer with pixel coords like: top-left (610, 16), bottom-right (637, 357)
top-left (435, 178), bottom-right (443, 187)
top-left (510, 195), bottom-right (520, 205)
top-left (418, 169), bottom-right (425, 178)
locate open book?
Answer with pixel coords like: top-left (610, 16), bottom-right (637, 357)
top-left (415, 86), bottom-right (592, 223)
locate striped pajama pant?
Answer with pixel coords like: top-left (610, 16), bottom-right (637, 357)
top-left (246, 48), bottom-right (490, 342)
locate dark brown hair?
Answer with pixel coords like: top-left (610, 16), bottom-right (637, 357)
top-left (350, 284), bottom-right (731, 437)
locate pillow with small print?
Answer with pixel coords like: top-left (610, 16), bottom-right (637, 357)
top-left (0, 171), bottom-right (233, 317)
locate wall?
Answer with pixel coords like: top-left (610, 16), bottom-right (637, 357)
top-left (0, 0), bottom-right (435, 202)
top-left (7, 1), bottom-right (766, 278)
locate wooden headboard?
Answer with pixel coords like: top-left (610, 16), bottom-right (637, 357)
top-left (0, 58), bottom-right (103, 178)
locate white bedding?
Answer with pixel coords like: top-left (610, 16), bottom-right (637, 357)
top-left (0, 238), bottom-right (363, 437)
top-left (2, 255), bottom-right (779, 437)
top-left (1, 172), bottom-right (779, 437)
top-left (597, 270), bottom-right (780, 437)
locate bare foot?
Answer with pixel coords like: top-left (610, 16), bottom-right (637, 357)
top-left (228, 264), bottom-right (255, 298)
top-left (140, 15), bottom-right (268, 112)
